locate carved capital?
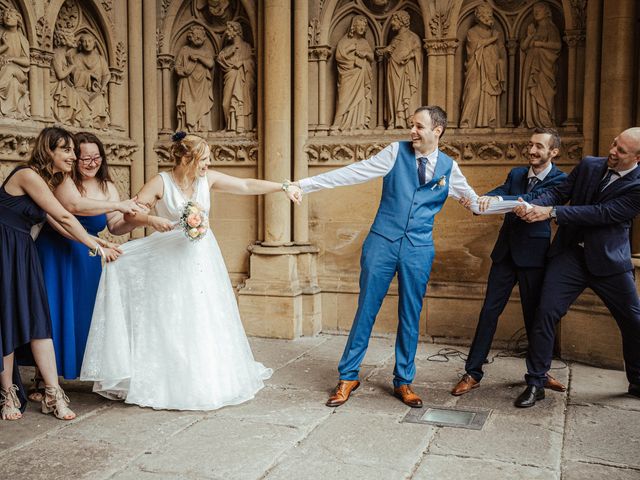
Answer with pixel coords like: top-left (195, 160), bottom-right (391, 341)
top-left (109, 67), bottom-right (124, 85)
top-left (157, 54), bottom-right (175, 70)
top-left (30, 48), bottom-right (53, 67)
top-left (563, 30), bottom-right (586, 48)
top-left (423, 38), bottom-right (458, 56)
top-left (309, 45), bottom-right (332, 62)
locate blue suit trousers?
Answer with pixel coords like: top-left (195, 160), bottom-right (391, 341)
top-left (338, 232), bottom-right (434, 387)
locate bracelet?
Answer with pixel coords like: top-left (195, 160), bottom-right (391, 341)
top-left (88, 244), bottom-right (99, 257)
top-left (282, 180), bottom-right (291, 193)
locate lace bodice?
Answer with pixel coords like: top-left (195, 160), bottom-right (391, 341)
top-left (155, 171), bottom-right (210, 222)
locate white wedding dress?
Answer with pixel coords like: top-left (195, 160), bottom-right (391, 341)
top-left (80, 172), bottom-right (272, 410)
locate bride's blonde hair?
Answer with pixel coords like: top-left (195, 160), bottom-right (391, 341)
top-left (169, 133), bottom-right (210, 176)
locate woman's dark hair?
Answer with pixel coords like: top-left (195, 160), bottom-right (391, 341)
top-left (73, 131), bottom-right (113, 194)
top-left (27, 127), bottom-right (76, 190)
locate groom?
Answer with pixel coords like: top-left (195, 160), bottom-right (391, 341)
top-left (295, 106), bottom-right (479, 407)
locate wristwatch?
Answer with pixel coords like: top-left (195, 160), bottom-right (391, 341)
top-left (549, 207), bottom-right (557, 219)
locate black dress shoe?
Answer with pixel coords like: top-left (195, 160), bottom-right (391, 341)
top-left (515, 385), bottom-right (545, 408)
top-left (629, 384), bottom-right (640, 398)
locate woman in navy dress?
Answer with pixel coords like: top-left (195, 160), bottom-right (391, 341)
top-left (35, 132), bottom-right (138, 384)
top-left (0, 127), bottom-right (119, 421)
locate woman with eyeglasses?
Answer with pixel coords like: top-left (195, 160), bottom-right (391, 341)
top-left (32, 132), bottom-right (143, 395)
top-left (0, 127), bottom-right (120, 421)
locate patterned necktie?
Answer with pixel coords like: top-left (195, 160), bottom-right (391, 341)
top-left (526, 177), bottom-right (539, 193)
top-left (598, 169), bottom-right (619, 192)
top-left (418, 157), bottom-right (428, 185)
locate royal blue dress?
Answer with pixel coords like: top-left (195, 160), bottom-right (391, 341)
top-left (0, 166), bottom-right (50, 411)
top-left (36, 214), bottom-right (107, 379)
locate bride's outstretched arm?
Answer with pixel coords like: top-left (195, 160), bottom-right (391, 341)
top-left (207, 170), bottom-right (302, 204)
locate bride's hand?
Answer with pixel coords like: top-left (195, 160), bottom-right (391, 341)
top-left (95, 237), bottom-right (123, 254)
top-left (286, 185), bottom-right (303, 205)
top-left (148, 216), bottom-right (175, 232)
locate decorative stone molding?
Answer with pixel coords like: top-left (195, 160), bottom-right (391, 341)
top-left (428, 4), bottom-right (453, 38)
top-left (308, 45), bottom-right (332, 62)
top-left (305, 142), bottom-right (385, 164)
top-left (104, 141), bottom-right (138, 165)
top-left (36, 16), bottom-right (53, 50)
top-left (423, 38), bottom-right (458, 56)
top-left (116, 42), bottom-right (127, 70)
top-left (570, 0), bottom-right (587, 30)
top-left (155, 140), bottom-right (258, 166)
top-left (157, 53), bottom-right (174, 70)
top-left (30, 48), bottom-right (53, 67)
top-left (563, 30), bottom-right (586, 47)
top-left (156, 28), bottom-right (164, 54)
top-left (308, 17), bottom-right (320, 47)
top-left (0, 134), bottom-right (34, 160)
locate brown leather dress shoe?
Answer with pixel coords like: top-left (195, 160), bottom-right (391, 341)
top-left (393, 384), bottom-right (423, 408)
top-left (326, 380), bottom-right (360, 407)
top-left (545, 374), bottom-right (567, 392)
top-left (451, 373), bottom-right (480, 396)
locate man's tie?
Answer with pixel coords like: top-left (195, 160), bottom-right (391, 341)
top-left (526, 177), bottom-right (539, 193)
top-left (598, 169), bottom-right (619, 192)
top-left (418, 157), bottom-right (428, 185)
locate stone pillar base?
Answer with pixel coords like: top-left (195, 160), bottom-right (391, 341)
top-left (238, 244), bottom-right (321, 339)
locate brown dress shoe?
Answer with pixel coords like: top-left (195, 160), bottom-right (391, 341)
top-left (326, 380), bottom-right (360, 407)
top-left (451, 374), bottom-right (480, 396)
top-left (545, 374), bottom-right (567, 392)
top-left (393, 384), bottom-right (423, 408)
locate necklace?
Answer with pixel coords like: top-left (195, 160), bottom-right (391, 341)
top-left (170, 170), bottom-right (197, 199)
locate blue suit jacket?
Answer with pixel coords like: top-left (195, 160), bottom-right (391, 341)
top-left (487, 164), bottom-right (566, 267)
top-left (534, 156), bottom-right (640, 276)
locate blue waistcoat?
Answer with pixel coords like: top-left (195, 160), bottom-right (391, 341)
top-left (370, 141), bottom-right (453, 247)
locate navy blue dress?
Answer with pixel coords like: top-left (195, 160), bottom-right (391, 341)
top-left (0, 166), bottom-right (51, 411)
top-left (36, 214), bottom-right (107, 379)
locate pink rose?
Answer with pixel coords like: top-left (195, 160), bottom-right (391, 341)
top-left (197, 226), bottom-right (207, 235)
top-left (187, 213), bottom-right (201, 228)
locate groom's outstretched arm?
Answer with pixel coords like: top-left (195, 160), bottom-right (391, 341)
top-left (295, 143), bottom-right (398, 193)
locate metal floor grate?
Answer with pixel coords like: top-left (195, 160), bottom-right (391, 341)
top-left (402, 405), bottom-right (491, 430)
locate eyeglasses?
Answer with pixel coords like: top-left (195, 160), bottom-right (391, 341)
top-left (78, 155), bottom-right (102, 166)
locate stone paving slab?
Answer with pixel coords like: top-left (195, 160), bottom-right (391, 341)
top-left (412, 454), bottom-right (558, 480)
top-left (1, 335), bottom-right (639, 480)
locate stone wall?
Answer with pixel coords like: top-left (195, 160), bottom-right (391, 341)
top-left (1, 0), bottom-right (639, 369)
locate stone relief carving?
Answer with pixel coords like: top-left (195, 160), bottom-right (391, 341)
top-left (50, 27), bottom-right (80, 125)
top-left (379, 10), bottom-right (422, 129)
top-left (519, 2), bottom-right (561, 128)
top-left (0, 7), bottom-right (30, 119)
top-left (70, 33), bottom-right (111, 129)
top-left (459, 4), bottom-right (506, 128)
top-left (306, 142), bottom-right (385, 164)
top-left (569, 0), bottom-right (586, 30)
top-left (36, 16), bottom-right (52, 50)
top-left (331, 16), bottom-right (373, 133)
top-left (429, 1), bottom-right (453, 37)
top-left (217, 21), bottom-right (255, 133)
top-left (0, 133), bottom-right (32, 158)
top-left (197, 0), bottom-right (231, 21)
top-left (156, 141), bottom-right (257, 165)
top-left (175, 25), bottom-right (214, 132)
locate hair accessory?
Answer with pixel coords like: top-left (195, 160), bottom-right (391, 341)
top-left (171, 131), bottom-right (187, 142)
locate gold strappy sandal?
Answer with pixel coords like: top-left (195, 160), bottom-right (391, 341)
top-left (1, 384), bottom-right (23, 420)
top-left (42, 386), bottom-right (76, 420)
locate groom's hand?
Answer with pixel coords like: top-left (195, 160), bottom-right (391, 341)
top-left (477, 196), bottom-right (495, 212)
top-left (285, 184), bottom-right (303, 205)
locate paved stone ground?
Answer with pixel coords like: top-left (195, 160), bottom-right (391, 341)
top-left (2, 334), bottom-right (639, 480)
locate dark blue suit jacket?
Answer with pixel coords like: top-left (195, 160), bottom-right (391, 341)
top-left (533, 156), bottom-right (640, 276)
top-left (487, 164), bottom-right (567, 268)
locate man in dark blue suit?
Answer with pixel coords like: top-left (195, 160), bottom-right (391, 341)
top-left (451, 128), bottom-right (567, 396)
top-left (514, 127), bottom-right (640, 407)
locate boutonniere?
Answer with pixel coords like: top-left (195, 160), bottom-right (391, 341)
top-left (431, 175), bottom-right (446, 190)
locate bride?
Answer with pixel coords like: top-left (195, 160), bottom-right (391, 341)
top-left (80, 132), bottom-right (301, 410)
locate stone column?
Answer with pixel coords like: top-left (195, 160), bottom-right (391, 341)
top-left (127, 0), bottom-right (144, 238)
top-left (598, 0), bottom-right (636, 155)
top-left (309, 45), bottom-right (332, 133)
top-left (445, 40), bottom-right (458, 124)
top-left (29, 48), bottom-right (52, 122)
top-left (506, 39), bottom-right (517, 127)
top-left (142, 0), bottom-right (158, 181)
top-left (582, 0), bottom-right (602, 154)
top-left (157, 54), bottom-right (174, 133)
top-left (563, 30), bottom-right (585, 129)
top-left (238, 1), bottom-right (321, 339)
top-left (424, 40), bottom-right (448, 106)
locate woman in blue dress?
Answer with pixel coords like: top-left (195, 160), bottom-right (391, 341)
top-left (0, 127), bottom-right (120, 421)
top-left (34, 132), bottom-right (140, 390)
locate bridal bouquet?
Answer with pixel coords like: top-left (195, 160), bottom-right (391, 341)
top-left (179, 201), bottom-right (209, 242)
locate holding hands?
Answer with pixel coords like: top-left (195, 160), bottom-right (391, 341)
top-left (117, 196), bottom-right (148, 215)
top-left (513, 198), bottom-right (551, 223)
top-left (283, 180), bottom-right (303, 205)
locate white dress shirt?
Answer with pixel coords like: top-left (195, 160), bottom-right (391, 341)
top-left (299, 142), bottom-right (479, 201)
top-left (528, 162), bottom-right (553, 182)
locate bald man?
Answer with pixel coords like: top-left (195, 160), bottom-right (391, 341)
top-left (513, 128), bottom-right (640, 407)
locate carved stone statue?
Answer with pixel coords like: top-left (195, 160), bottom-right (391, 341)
top-left (379, 10), bottom-right (422, 129)
top-left (217, 21), bottom-right (255, 133)
top-left (519, 2), bottom-right (561, 128)
top-left (331, 15), bottom-right (373, 133)
top-left (51, 28), bottom-right (80, 125)
top-left (176, 25), bottom-right (215, 132)
top-left (198, 0), bottom-right (230, 19)
top-left (0, 8), bottom-right (30, 119)
top-left (460, 4), bottom-right (506, 128)
top-left (71, 33), bottom-right (111, 129)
